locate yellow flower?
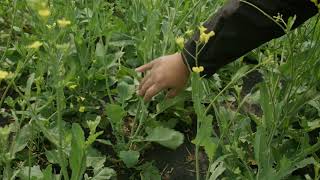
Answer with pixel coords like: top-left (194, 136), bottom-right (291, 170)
top-left (199, 26), bottom-right (207, 34)
top-left (175, 36), bottom-right (185, 49)
top-left (57, 18), bottom-right (71, 28)
top-left (0, 70), bottom-right (9, 80)
top-left (199, 31), bottom-right (215, 44)
top-left (38, 8), bottom-right (50, 17)
top-left (27, 41), bottom-right (43, 49)
top-left (192, 66), bottom-right (204, 73)
top-left (79, 106), bottom-right (85, 113)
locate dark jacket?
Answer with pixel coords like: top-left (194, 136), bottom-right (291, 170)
top-left (183, 0), bottom-right (319, 76)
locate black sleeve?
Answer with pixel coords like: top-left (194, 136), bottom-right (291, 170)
top-left (182, 0), bottom-right (319, 76)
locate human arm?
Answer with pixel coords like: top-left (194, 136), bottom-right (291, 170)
top-left (137, 0), bottom-right (319, 101)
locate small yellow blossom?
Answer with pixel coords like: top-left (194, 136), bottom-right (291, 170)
top-left (80, 97), bottom-right (85, 101)
top-left (199, 31), bottom-right (215, 44)
top-left (0, 70), bottom-right (9, 80)
top-left (38, 8), bottom-right (50, 17)
top-left (57, 18), bottom-right (71, 28)
top-left (79, 106), bottom-right (85, 113)
top-left (175, 37), bottom-right (185, 49)
top-left (192, 66), bottom-right (204, 73)
top-left (199, 26), bottom-right (207, 34)
top-left (27, 41), bottom-right (43, 49)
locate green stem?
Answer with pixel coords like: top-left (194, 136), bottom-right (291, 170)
top-left (53, 54), bottom-right (69, 180)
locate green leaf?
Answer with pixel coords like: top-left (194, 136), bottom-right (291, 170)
top-left (145, 127), bottom-right (184, 149)
top-left (260, 83), bottom-right (273, 128)
top-left (86, 147), bottom-right (107, 169)
top-left (138, 163), bottom-right (161, 180)
top-left (92, 167), bottom-right (116, 180)
top-left (209, 160), bottom-right (226, 180)
top-left (231, 65), bottom-right (249, 82)
top-left (45, 150), bottom-right (60, 164)
top-left (12, 124), bottom-right (31, 155)
top-left (192, 115), bottom-right (217, 161)
top-left (155, 92), bottom-right (189, 116)
top-left (70, 123), bottom-right (86, 180)
top-left (43, 165), bottom-right (54, 180)
top-left (86, 131), bottom-right (103, 146)
top-left (276, 157), bottom-right (316, 179)
top-left (96, 139), bottom-right (113, 146)
top-left (19, 166), bottom-right (43, 180)
top-left (95, 41), bottom-right (105, 60)
top-left (87, 116), bottom-right (101, 135)
top-left (119, 150), bottom-right (140, 168)
top-left (26, 73), bottom-right (35, 97)
top-left (105, 104), bottom-right (126, 125)
top-left (117, 81), bottom-right (135, 104)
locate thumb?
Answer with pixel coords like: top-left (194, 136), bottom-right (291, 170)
top-left (166, 89), bottom-right (179, 99)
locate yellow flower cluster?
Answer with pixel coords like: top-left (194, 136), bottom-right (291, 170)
top-left (79, 106), bottom-right (85, 113)
top-left (175, 37), bottom-right (185, 49)
top-left (0, 70), bottom-right (13, 80)
top-left (199, 26), bottom-right (215, 44)
top-left (36, 1), bottom-right (51, 18)
top-left (192, 66), bottom-right (204, 73)
top-left (57, 18), bottom-right (71, 28)
top-left (27, 41), bottom-right (43, 49)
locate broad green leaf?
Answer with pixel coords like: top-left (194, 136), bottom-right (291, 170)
top-left (70, 123), bottom-right (86, 180)
top-left (95, 41), bottom-right (105, 60)
top-left (155, 92), bottom-right (189, 116)
top-left (145, 127), bottom-right (184, 149)
top-left (117, 81), bottom-right (135, 104)
top-left (119, 150), bottom-right (140, 168)
top-left (45, 150), bottom-right (60, 164)
top-left (192, 115), bottom-right (217, 161)
top-left (43, 165), bottom-right (54, 180)
top-left (92, 167), bottom-right (116, 180)
top-left (12, 124), bottom-right (31, 155)
top-left (19, 166), bottom-right (43, 180)
top-left (138, 163), bottom-right (161, 180)
top-left (307, 119), bottom-right (320, 131)
top-left (105, 104), bottom-right (126, 125)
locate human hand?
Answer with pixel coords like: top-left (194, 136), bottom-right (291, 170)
top-left (136, 53), bottom-right (190, 101)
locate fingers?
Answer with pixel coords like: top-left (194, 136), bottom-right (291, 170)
top-left (139, 77), bottom-right (153, 96)
top-left (135, 61), bottom-right (155, 73)
top-left (139, 72), bottom-right (151, 90)
top-left (144, 84), bottom-right (162, 101)
top-left (166, 89), bottom-right (179, 99)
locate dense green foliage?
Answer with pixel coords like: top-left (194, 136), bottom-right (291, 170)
top-left (0, 0), bottom-right (320, 179)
